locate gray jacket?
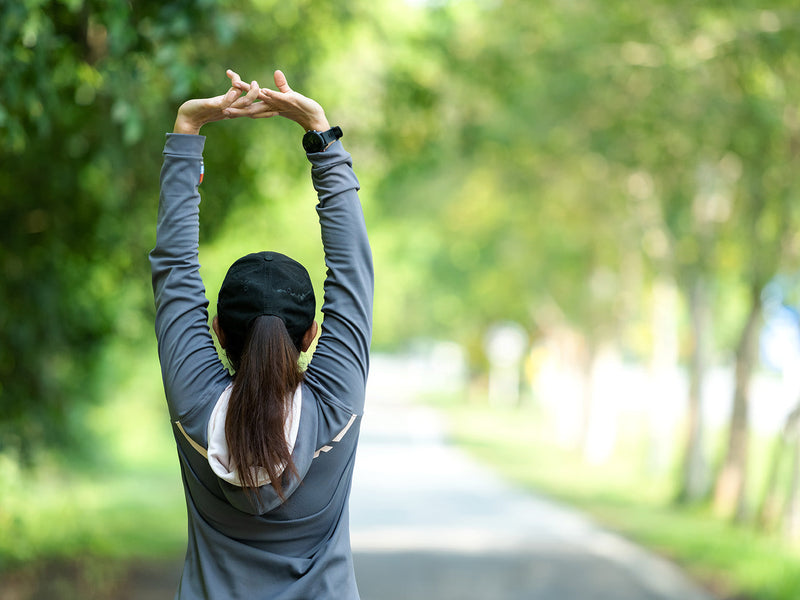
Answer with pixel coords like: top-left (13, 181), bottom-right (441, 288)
top-left (150, 133), bottom-right (373, 599)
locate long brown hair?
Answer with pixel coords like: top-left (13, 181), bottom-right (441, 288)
top-left (224, 315), bottom-right (302, 500)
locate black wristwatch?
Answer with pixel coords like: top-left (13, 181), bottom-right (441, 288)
top-left (302, 126), bottom-right (343, 153)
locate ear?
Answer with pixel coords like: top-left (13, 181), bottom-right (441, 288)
top-left (300, 320), bottom-right (319, 352)
top-left (212, 315), bottom-right (227, 350)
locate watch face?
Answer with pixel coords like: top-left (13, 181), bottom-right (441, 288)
top-left (302, 131), bottom-right (323, 153)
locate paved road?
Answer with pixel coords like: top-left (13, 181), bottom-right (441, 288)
top-left (350, 362), bottom-right (715, 600)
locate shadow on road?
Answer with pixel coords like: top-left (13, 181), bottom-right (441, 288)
top-left (355, 549), bottom-right (691, 600)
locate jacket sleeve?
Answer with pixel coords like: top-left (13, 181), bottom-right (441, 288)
top-left (304, 141), bottom-right (374, 416)
top-left (149, 133), bottom-right (230, 421)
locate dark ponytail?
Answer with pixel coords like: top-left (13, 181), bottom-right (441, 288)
top-left (225, 315), bottom-right (302, 500)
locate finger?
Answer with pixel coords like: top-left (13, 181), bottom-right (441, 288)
top-left (273, 70), bottom-right (291, 93)
top-left (258, 88), bottom-right (279, 107)
top-left (246, 80), bottom-right (260, 101)
top-left (250, 110), bottom-right (279, 119)
top-left (224, 104), bottom-right (277, 119)
top-left (211, 87), bottom-right (240, 114)
top-left (220, 86), bottom-right (240, 107)
top-left (230, 82), bottom-right (251, 96)
top-left (225, 97), bottom-right (270, 116)
top-left (226, 69), bottom-right (248, 92)
top-left (229, 81), bottom-right (261, 109)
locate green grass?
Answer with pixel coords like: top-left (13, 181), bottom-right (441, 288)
top-left (441, 400), bottom-right (800, 600)
top-left (0, 460), bottom-right (185, 567)
top-left (0, 339), bottom-right (187, 574)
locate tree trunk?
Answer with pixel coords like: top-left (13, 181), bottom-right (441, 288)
top-left (577, 339), bottom-right (597, 459)
top-left (758, 434), bottom-right (788, 531)
top-left (713, 284), bottom-right (762, 521)
top-left (676, 276), bottom-right (711, 503)
top-left (758, 403), bottom-right (800, 531)
top-left (649, 277), bottom-right (679, 477)
top-left (783, 437), bottom-right (800, 541)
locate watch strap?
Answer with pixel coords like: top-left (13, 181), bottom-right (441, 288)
top-left (320, 126), bottom-right (343, 147)
top-left (303, 126), bottom-right (344, 152)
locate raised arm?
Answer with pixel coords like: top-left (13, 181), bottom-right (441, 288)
top-left (150, 71), bottom-right (264, 419)
top-left (305, 142), bottom-right (373, 415)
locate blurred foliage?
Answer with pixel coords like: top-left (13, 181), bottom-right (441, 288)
top-left (0, 341), bottom-right (185, 569)
top-left (0, 0), bottom-right (357, 458)
top-left (1, 0), bottom-right (230, 458)
top-left (4, 0), bottom-right (800, 465)
top-left (363, 1), bottom-right (800, 364)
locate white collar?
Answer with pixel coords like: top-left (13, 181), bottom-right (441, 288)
top-left (207, 383), bottom-right (302, 487)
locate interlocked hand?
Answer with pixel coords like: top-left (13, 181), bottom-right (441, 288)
top-left (173, 69), bottom-right (330, 135)
top-left (173, 70), bottom-right (261, 134)
top-left (223, 70), bottom-right (330, 132)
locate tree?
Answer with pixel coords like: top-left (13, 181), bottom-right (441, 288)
top-left (0, 0), bottom-right (230, 458)
top-left (707, 12), bottom-right (800, 520)
top-left (0, 0), bottom-right (359, 459)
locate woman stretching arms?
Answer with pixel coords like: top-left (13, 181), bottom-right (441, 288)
top-left (150, 68), bottom-right (373, 599)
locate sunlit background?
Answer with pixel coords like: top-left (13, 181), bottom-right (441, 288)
top-left (3, 0), bottom-right (800, 598)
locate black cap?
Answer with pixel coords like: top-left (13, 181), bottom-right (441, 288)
top-left (217, 251), bottom-right (315, 352)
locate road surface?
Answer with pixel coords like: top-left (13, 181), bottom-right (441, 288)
top-left (350, 359), bottom-right (715, 600)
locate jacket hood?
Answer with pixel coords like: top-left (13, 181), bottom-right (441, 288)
top-left (207, 384), bottom-right (311, 515)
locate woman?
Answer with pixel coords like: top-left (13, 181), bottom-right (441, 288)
top-left (150, 68), bottom-right (373, 599)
